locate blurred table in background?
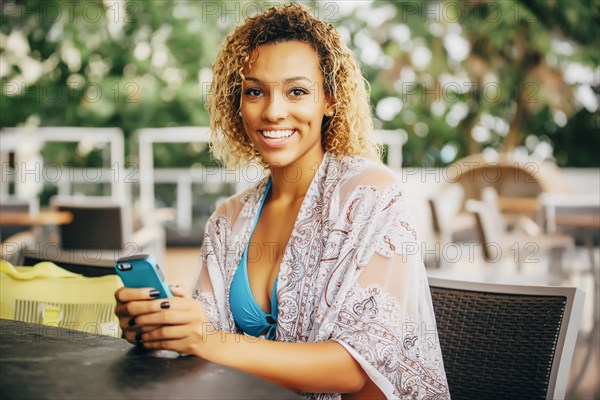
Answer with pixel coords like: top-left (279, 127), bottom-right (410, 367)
top-left (497, 196), bottom-right (541, 214)
top-left (0, 211), bottom-right (73, 226)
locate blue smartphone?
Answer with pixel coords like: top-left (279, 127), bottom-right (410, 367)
top-left (114, 254), bottom-right (173, 298)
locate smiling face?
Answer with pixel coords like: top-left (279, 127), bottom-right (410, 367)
top-left (240, 40), bottom-right (333, 169)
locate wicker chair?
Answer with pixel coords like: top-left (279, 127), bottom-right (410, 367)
top-left (429, 278), bottom-right (584, 400)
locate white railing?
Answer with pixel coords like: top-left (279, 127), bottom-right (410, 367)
top-left (135, 127), bottom-right (216, 232)
top-left (2, 126), bottom-right (404, 234)
top-left (135, 127), bottom-right (404, 232)
top-left (1, 127), bottom-right (126, 201)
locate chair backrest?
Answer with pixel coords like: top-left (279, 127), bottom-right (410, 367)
top-left (481, 186), bottom-right (507, 232)
top-left (445, 153), bottom-right (573, 202)
top-left (0, 198), bottom-right (38, 214)
top-left (428, 184), bottom-right (465, 237)
top-left (428, 198), bottom-right (442, 237)
top-left (429, 277), bottom-right (584, 400)
top-left (0, 197), bottom-right (39, 241)
top-left (51, 196), bottom-right (131, 250)
top-left (465, 199), bottom-right (501, 261)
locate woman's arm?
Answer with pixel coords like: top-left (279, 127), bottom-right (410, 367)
top-left (128, 287), bottom-right (370, 394)
top-left (201, 333), bottom-right (367, 394)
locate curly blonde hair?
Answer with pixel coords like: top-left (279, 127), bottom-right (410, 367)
top-left (207, 3), bottom-right (381, 168)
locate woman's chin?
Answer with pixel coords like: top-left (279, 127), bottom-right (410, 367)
top-left (257, 145), bottom-right (324, 171)
top-left (260, 153), bottom-right (296, 169)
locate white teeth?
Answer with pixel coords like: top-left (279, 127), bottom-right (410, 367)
top-left (261, 130), bottom-right (295, 139)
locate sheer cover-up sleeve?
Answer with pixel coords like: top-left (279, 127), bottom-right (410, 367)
top-left (191, 197), bottom-right (244, 333)
top-left (311, 169), bottom-right (450, 399)
top-left (192, 215), bottom-right (230, 331)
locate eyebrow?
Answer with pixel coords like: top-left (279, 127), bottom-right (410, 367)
top-left (244, 76), bottom-right (314, 85)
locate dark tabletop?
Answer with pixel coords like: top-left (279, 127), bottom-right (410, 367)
top-left (0, 319), bottom-right (300, 399)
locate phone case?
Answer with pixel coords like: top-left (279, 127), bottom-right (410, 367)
top-left (114, 254), bottom-right (173, 298)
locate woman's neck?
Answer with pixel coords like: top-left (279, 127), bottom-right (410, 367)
top-left (268, 152), bottom-right (325, 203)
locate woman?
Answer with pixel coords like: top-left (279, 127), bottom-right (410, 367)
top-left (115, 4), bottom-right (450, 399)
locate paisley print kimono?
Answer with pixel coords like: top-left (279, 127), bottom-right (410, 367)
top-left (193, 153), bottom-right (450, 399)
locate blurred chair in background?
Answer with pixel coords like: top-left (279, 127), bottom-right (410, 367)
top-left (427, 184), bottom-right (476, 268)
top-left (466, 187), bottom-right (574, 276)
top-left (22, 196), bottom-right (165, 277)
top-left (0, 197), bottom-right (39, 241)
top-left (1, 231), bottom-right (37, 266)
top-left (446, 153), bottom-right (574, 215)
top-left (0, 197), bottom-right (39, 265)
top-left (430, 277), bottom-right (584, 400)
top-left (480, 186), bottom-right (545, 237)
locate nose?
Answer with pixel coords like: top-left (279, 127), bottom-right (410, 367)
top-left (262, 92), bottom-right (288, 121)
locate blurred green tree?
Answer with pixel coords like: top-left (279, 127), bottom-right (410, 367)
top-left (1, 0), bottom-right (598, 168)
top-left (1, 0), bottom-right (231, 167)
top-left (358, 0), bottom-right (599, 166)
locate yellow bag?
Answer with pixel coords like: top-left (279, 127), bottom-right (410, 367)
top-left (0, 260), bottom-right (123, 336)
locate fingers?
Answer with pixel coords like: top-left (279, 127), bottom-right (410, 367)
top-left (120, 318), bottom-right (162, 344)
top-left (118, 297), bottom-right (196, 323)
top-left (120, 298), bottom-right (202, 336)
top-left (138, 324), bottom-right (213, 357)
top-left (122, 329), bottom-right (156, 345)
top-left (115, 287), bottom-right (163, 303)
top-left (115, 295), bottom-right (206, 351)
top-left (116, 298), bottom-right (174, 318)
top-left (122, 315), bottom-right (161, 332)
top-left (122, 329), bottom-right (138, 345)
top-left (135, 310), bottom-right (198, 327)
top-left (114, 288), bottom-right (168, 334)
top-left (139, 325), bottom-right (188, 342)
top-left (138, 323), bottom-right (210, 348)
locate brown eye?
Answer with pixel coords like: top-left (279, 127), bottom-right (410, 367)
top-left (289, 88), bottom-right (308, 97)
top-left (244, 89), bottom-right (263, 97)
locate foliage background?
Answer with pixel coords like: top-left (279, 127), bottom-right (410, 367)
top-left (1, 0), bottom-right (599, 168)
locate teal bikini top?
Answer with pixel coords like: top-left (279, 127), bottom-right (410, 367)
top-left (230, 179), bottom-right (278, 340)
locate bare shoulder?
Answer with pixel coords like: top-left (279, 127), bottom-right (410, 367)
top-left (339, 157), bottom-right (403, 192)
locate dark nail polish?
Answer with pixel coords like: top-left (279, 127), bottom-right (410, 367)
top-left (149, 289), bottom-right (160, 298)
top-left (135, 332), bottom-right (142, 342)
top-left (128, 317), bottom-right (136, 327)
top-left (160, 301), bottom-right (170, 309)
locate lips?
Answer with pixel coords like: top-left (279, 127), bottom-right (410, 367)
top-left (260, 129), bottom-right (296, 139)
top-left (256, 129), bottom-right (297, 149)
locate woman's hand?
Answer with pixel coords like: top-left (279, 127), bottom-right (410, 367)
top-left (127, 286), bottom-right (216, 357)
top-left (114, 287), bottom-right (167, 345)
